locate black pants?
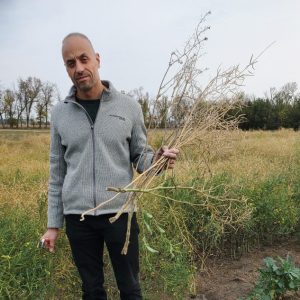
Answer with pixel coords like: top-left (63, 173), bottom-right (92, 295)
top-left (65, 213), bottom-right (142, 300)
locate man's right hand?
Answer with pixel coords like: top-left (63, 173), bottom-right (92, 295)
top-left (40, 228), bottom-right (59, 253)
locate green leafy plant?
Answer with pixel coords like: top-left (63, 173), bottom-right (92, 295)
top-left (243, 255), bottom-right (300, 300)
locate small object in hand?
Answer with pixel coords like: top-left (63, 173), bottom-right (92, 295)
top-left (38, 239), bottom-right (45, 249)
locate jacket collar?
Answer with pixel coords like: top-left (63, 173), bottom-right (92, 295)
top-left (64, 80), bottom-right (115, 103)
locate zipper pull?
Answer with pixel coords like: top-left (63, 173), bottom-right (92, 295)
top-left (91, 125), bottom-right (94, 130)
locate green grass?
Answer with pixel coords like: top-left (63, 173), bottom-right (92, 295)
top-left (0, 206), bottom-right (81, 299)
top-left (1, 129), bottom-right (300, 299)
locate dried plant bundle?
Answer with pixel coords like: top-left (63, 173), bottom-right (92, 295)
top-left (81, 12), bottom-right (270, 254)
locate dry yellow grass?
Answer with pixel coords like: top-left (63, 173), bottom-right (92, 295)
top-left (169, 129), bottom-right (300, 185)
top-left (1, 129), bottom-right (299, 209)
top-left (213, 129), bottom-right (300, 181)
top-left (0, 131), bottom-right (50, 212)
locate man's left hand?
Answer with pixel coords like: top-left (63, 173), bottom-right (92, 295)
top-left (154, 146), bottom-right (179, 169)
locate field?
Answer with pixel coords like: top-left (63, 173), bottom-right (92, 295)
top-left (1, 129), bottom-right (300, 299)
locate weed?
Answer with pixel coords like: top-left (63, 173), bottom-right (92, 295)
top-left (242, 255), bottom-right (300, 300)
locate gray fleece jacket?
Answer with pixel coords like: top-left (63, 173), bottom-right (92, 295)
top-left (47, 81), bottom-right (154, 228)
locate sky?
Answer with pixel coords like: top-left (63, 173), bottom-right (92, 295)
top-left (0, 0), bottom-right (299, 100)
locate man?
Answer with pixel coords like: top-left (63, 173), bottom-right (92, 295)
top-left (40, 33), bottom-right (179, 300)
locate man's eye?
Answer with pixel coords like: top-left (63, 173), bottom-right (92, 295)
top-left (81, 57), bottom-right (88, 63)
top-left (67, 62), bottom-right (75, 68)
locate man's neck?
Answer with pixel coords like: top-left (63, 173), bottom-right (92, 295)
top-left (76, 81), bottom-right (107, 100)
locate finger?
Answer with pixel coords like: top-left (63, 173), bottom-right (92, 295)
top-left (49, 239), bottom-right (55, 253)
top-left (163, 148), bottom-right (179, 155)
top-left (169, 148), bottom-right (179, 154)
top-left (44, 238), bottom-right (54, 252)
top-left (164, 148), bottom-right (179, 153)
top-left (163, 152), bottom-right (177, 159)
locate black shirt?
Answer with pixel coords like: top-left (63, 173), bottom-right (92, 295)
top-left (76, 98), bottom-right (100, 124)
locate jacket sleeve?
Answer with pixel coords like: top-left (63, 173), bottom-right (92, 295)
top-left (130, 106), bottom-right (154, 173)
top-left (47, 120), bottom-right (67, 228)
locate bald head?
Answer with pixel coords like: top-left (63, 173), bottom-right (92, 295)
top-left (62, 32), bottom-right (95, 55)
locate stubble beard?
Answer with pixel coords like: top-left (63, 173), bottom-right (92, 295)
top-left (75, 76), bottom-right (95, 92)
top-left (78, 82), bottom-right (93, 92)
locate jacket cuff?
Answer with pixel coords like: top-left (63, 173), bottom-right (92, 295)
top-left (47, 214), bottom-right (64, 229)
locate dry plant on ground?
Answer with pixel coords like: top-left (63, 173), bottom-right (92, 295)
top-left (81, 12), bottom-right (268, 255)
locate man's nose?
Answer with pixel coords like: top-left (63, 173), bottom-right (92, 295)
top-left (75, 62), bottom-right (85, 73)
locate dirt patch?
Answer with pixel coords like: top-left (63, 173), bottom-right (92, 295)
top-left (191, 238), bottom-right (300, 300)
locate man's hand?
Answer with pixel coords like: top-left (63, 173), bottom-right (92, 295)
top-left (153, 146), bottom-right (179, 169)
top-left (40, 228), bottom-right (59, 253)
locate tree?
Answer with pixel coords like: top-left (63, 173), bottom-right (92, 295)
top-left (40, 82), bottom-right (56, 128)
top-left (288, 95), bottom-right (300, 130)
top-left (170, 95), bottom-right (191, 127)
top-left (35, 102), bottom-right (46, 128)
top-left (0, 88), bottom-right (5, 128)
top-left (155, 96), bottom-right (169, 128)
top-left (18, 77), bottom-right (42, 128)
top-left (129, 87), bottom-right (151, 127)
top-left (2, 89), bottom-right (16, 128)
top-left (274, 82), bottom-right (298, 128)
top-left (14, 89), bottom-right (25, 128)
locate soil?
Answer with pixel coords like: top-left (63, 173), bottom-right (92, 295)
top-left (190, 238), bottom-right (300, 300)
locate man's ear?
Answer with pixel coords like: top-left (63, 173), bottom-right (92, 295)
top-left (96, 53), bottom-right (100, 68)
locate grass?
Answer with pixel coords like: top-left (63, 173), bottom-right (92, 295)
top-left (1, 129), bottom-right (300, 299)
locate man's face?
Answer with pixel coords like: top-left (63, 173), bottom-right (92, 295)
top-left (62, 36), bottom-right (100, 93)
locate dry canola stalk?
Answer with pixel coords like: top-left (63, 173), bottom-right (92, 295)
top-left (81, 12), bottom-right (272, 254)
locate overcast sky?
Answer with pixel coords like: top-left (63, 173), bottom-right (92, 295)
top-left (1, 0), bottom-right (299, 99)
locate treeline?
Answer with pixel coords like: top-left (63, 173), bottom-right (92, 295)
top-left (130, 82), bottom-right (300, 130)
top-left (0, 77), bottom-right (58, 128)
top-left (237, 82), bottom-right (300, 130)
top-left (128, 87), bottom-right (191, 129)
top-left (1, 78), bottom-right (299, 130)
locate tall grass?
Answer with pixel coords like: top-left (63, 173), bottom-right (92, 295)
top-left (1, 129), bottom-right (300, 299)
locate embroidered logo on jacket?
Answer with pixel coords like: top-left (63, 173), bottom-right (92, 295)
top-left (109, 114), bottom-right (126, 121)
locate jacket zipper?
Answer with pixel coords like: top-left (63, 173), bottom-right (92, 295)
top-left (91, 124), bottom-right (96, 213)
top-left (65, 99), bottom-right (102, 214)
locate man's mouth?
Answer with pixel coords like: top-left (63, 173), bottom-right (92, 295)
top-left (76, 76), bottom-right (89, 82)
